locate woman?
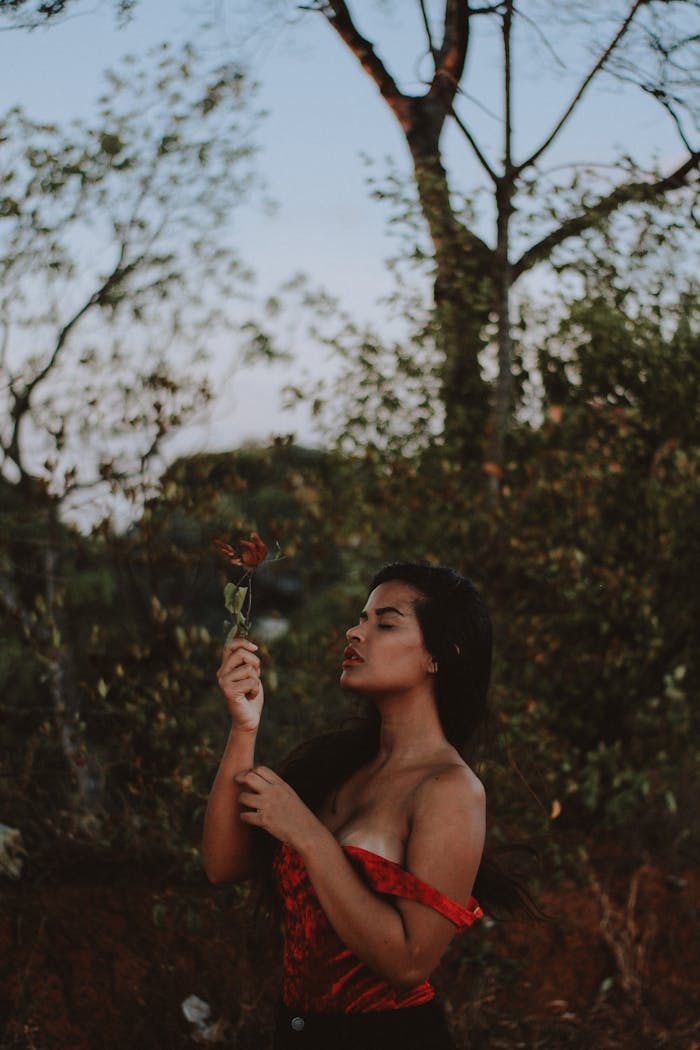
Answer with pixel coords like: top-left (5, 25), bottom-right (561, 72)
top-left (202, 562), bottom-right (493, 1049)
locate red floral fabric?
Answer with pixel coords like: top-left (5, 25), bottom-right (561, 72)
top-left (273, 842), bottom-right (483, 1014)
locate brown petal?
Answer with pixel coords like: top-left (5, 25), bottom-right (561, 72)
top-left (212, 539), bottom-right (244, 566)
top-left (238, 533), bottom-right (267, 567)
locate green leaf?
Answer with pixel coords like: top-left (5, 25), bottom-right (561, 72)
top-left (223, 582), bottom-right (247, 616)
top-left (152, 902), bottom-right (167, 928)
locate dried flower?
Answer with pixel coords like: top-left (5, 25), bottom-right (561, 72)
top-left (213, 531), bottom-right (279, 643)
top-left (212, 532), bottom-right (268, 569)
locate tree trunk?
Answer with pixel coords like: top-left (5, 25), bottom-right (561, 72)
top-left (44, 501), bottom-right (104, 827)
top-left (407, 107), bottom-right (495, 462)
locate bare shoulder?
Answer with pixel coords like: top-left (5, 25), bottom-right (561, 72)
top-left (404, 757), bottom-right (485, 904)
top-left (413, 758), bottom-right (485, 817)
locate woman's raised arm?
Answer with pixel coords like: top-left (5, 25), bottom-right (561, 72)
top-left (201, 638), bottom-right (264, 884)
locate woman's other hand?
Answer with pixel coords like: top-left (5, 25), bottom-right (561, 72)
top-left (216, 638), bottom-right (264, 732)
top-left (235, 766), bottom-right (322, 851)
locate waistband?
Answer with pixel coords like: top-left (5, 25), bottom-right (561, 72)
top-left (273, 998), bottom-right (455, 1049)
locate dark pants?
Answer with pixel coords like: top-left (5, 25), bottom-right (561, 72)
top-left (272, 999), bottom-right (458, 1050)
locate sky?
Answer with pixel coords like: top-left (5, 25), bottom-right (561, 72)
top-left (0, 0), bottom-right (689, 467)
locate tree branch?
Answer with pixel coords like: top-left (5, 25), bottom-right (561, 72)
top-left (633, 80), bottom-right (695, 155)
top-left (322, 1), bottom-right (413, 129)
top-left (24, 244), bottom-right (130, 401)
top-left (516, 0), bottom-right (645, 174)
top-left (0, 310), bottom-right (9, 372)
top-left (514, 150), bottom-right (700, 277)
top-left (449, 105), bottom-right (498, 183)
top-left (5, 241), bottom-right (134, 473)
top-left (321, 1), bottom-right (473, 135)
top-left (429, 0), bottom-right (470, 112)
top-left (418, 0), bottom-right (437, 62)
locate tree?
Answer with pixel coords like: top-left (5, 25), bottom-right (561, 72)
top-left (5, 2), bottom-right (699, 469)
top-left (0, 41), bottom-right (266, 823)
top-left (267, 197), bottom-right (700, 842)
top-left (297, 1), bottom-right (700, 469)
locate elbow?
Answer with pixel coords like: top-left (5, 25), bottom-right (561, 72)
top-left (202, 858), bottom-right (230, 885)
top-left (390, 966), bottom-right (432, 991)
top-left (387, 948), bottom-right (433, 990)
top-left (205, 866), bottom-right (232, 886)
top-left (204, 865), bottom-right (251, 886)
top-left (202, 852), bottom-right (252, 886)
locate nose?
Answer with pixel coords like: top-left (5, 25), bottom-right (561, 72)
top-left (346, 621), bottom-right (362, 642)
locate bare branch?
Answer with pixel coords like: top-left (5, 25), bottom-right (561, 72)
top-left (454, 83), bottom-right (502, 123)
top-left (645, 92), bottom-right (695, 155)
top-left (428, 0), bottom-right (470, 111)
top-left (516, 0), bottom-right (646, 174)
top-left (321, 1), bottom-right (412, 129)
top-left (630, 77), bottom-right (696, 154)
top-left (514, 150), bottom-right (700, 277)
top-left (320, 1), bottom-right (473, 135)
top-left (449, 105), bottom-right (498, 183)
top-left (513, 1), bottom-right (567, 72)
top-left (0, 311), bottom-right (9, 372)
top-left (418, 0), bottom-right (437, 61)
top-left (503, 0), bottom-right (513, 174)
top-left (24, 243), bottom-right (129, 401)
top-left (5, 240), bottom-right (133, 472)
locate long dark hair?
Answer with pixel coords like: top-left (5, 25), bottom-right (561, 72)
top-left (252, 562), bottom-right (540, 918)
top-left (369, 562), bottom-right (492, 754)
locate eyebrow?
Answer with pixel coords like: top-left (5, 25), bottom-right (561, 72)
top-left (360, 606), bottom-right (405, 619)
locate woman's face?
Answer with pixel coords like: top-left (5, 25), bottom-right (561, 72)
top-left (340, 580), bottom-right (434, 696)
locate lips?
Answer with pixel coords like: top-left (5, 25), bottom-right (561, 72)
top-left (342, 645), bottom-right (363, 667)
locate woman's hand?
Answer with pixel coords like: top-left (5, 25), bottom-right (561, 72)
top-left (234, 766), bottom-right (323, 851)
top-left (216, 638), bottom-right (263, 732)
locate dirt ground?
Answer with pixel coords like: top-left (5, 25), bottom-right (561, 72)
top-left (1, 845), bottom-right (698, 1050)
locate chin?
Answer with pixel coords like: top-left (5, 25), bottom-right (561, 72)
top-left (340, 668), bottom-right (367, 692)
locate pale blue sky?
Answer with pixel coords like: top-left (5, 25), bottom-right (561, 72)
top-left (1, 1), bottom-right (687, 456)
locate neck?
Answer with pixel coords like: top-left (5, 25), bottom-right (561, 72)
top-left (373, 687), bottom-right (448, 765)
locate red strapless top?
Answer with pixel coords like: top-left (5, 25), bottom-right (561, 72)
top-left (273, 841), bottom-right (483, 1013)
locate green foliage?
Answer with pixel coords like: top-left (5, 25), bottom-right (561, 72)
top-left (0, 40), bottom-right (265, 504)
top-left (0, 41), bottom-right (276, 847)
top-left (1, 127), bottom-right (697, 878)
top-left (488, 284), bottom-right (699, 842)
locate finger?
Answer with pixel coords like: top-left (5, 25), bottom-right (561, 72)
top-left (220, 678), bottom-right (260, 703)
top-left (219, 646), bottom-right (260, 673)
top-left (219, 662), bottom-right (261, 684)
top-left (251, 766), bottom-right (277, 783)
top-left (219, 640), bottom-right (259, 669)
top-left (237, 790), bottom-right (260, 808)
top-left (221, 646), bottom-right (260, 672)
top-left (218, 665), bottom-right (260, 693)
top-left (225, 637), bottom-right (259, 653)
top-left (220, 665), bottom-right (260, 687)
top-left (234, 771), bottom-right (262, 789)
top-left (218, 666), bottom-right (259, 692)
top-left (238, 809), bottom-right (260, 824)
top-left (234, 769), bottom-right (267, 788)
top-left (242, 769), bottom-right (275, 786)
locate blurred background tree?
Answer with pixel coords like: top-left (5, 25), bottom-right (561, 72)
top-left (303, 0), bottom-right (700, 471)
top-left (0, 40), bottom-right (271, 841)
